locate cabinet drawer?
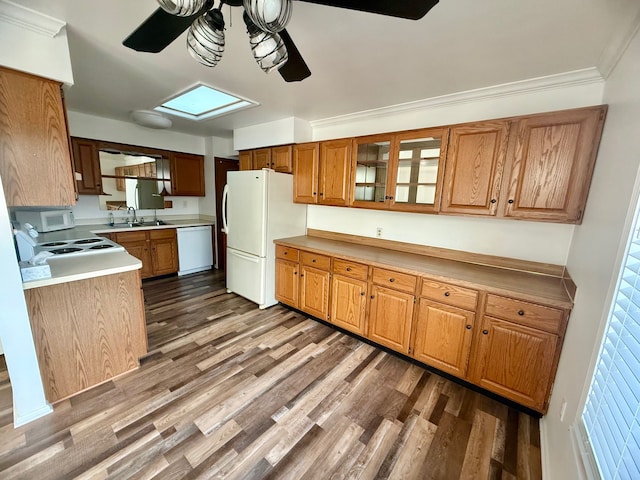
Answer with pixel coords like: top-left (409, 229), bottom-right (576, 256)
top-left (332, 258), bottom-right (368, 281)
top-left (276, 245), bottom-right (299, 261)
top-left (421, 278), bottom-right (478, 311)
top-left (300, 251), bottom-right (331, 270)
top-left (115, 230), bottom-right (147, 243)
top-left (150, 228), bottom-right (176, 240)
top-left (372, 268), bottom-right (417, 294)
top-left (485, 294), bottom-right (564, 334)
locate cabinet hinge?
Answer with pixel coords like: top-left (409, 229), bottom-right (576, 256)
top-left (413, 297), bottom-right (416, 304)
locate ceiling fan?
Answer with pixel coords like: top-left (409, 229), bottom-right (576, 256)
top-left (123, 0), bottom-right (439, 83)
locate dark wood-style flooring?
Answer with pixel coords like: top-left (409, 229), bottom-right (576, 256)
top-left (0, 270), bottom-right (542, 479)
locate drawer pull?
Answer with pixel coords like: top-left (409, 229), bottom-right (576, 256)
top-left (300, 274), bottom-right (304, 277)
top-left (482, 329), bottom-right (489, 335)
top-left (466, 325), bottom-right (472, 330)
top-left (346, 267), bottom-right (351, 271)
top-left (284, 251), bottom-right (288, 255)
top-left (518, 310), bottom-right (525, 316)
top-left (444, 292), bottom-right (450, 297)
top-left (360, 291), bottom-right (365, 296)
top-left (389, 278), bottom-right (395, 283)
top-left (312, 259), bottom-right (316, 263)
top-left (370, 295), bottom-right (375, 299)
top-left (294, 271), bottom-right (297, 275)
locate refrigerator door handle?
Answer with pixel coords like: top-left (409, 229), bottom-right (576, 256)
top-left (228, 249), bottom-right (260, 263)
top-left (221, 184), bottom-right (229, 234)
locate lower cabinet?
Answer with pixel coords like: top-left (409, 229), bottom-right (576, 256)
top-left (299, 252), bottom-right (331, 320)
top-left (275, 258), bottom-right (299, 308)
top-left (368, 285), bottom-right (414, 353)
top-left (115, 228), bottom-right (178, 279)
top-left (25, 270), bottom-right (147, 403)
top-left (330, 274), bottom-right (367, 336)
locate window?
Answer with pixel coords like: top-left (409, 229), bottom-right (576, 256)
top-left (581, 199), bottom-right (640, 479)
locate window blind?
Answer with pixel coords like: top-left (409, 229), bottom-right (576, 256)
top-left (582, 210), bottom-right (640, 479)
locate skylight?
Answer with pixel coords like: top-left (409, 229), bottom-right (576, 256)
top-left (154, 84), bottom-right (257, 121)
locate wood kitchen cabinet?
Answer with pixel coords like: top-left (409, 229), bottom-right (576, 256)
top-left (239, 146), bottom-right (293, 173)
top-left (239, 150), bottom-right (253, 171)
top-left (275, 245), bottom-right (300, 307)
top-left (470, 294), bottom-right (567, 411)
top-left (299, 251), bottom-right (331, 320)
top-left (253, 148), bottom-right (271, 169)
top-left (319, 139), bottom-right (352, 206)
top-left (440, 121), bottom-right (510, 216)
top-left (499, 106), bottom-right (607, 223)
top-left (293, 142), bottom-right (319, 203)
top-left (115, 228), bottom-right (178, 279)
top-left (71, 137), bottom-right (104, 195)
top-left (367, 268), bottom-right (417, 353)
top-left (170, 152), bottom-right (205, 196)
top-left (329, 259), bottom-right (369, 336)
top-left (0, 66), bottom-right (76, 206)
top-left (24, 270), bottom-right (147, 403)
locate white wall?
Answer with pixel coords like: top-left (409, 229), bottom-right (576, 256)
top-left (199, 136), bottom-right (236, 219)
top-left (308, 72), bottom-right (605, 265)
top-left (541, 26), bottom-right (640, 480)
top-left (234, 117), bottom-right (312, 151)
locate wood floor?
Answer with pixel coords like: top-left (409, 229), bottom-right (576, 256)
top-left (0, 270), bottom-right (542, 479)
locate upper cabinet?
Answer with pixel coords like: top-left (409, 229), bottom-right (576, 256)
top-left (319, 139), bottom-right (352, 206)
top-left (239, 145), bottom-right (293, 173)
top-left (0, 67), bottom-right (76, 206)
top-left (71, 137), bottom-right (103, 195)
top-left (293, 142), bottom-right (319, 204)
top-left (440, 120), bottom-right (510, 216)
top-left (499, 106), bottom-right (607, 223)
top-left (170, 152), bottom-right (205, 196)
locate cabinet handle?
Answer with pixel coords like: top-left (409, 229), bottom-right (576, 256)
top-left (389, 195), bottom-right (394, 200)
top-left (490, 199), bottom-right (496, 204)
top-left (346, 267), bottom-right (351, 271)
top-left (389, 278), bottom-right (395, 283)
top-left (482, 329), bottom-right (489, 335)
top-left (370, 295), bottom-right (375, 299)
top-left (319, 192), bottom-right (324, 196)
top-left (284, 251), bottom-right (287, 255)
top-left (312, 259), bottom-right (316, 263)
top-left (294, 271), bottom-right (297, 275)
top-left (300, 274), bottom-right (304, 277)
top-left (466, 325), bottom-right (472, 330)
top-left (444, 292), bottom-right (450, 297)
top-left (313, 192), bottom-right (317, 195)
top-left (360, 291), bottom-right (365, 296)
top-left (508, 199), bottom-right (514, 204)
top-left (518, 310), bottom-right (525, 316)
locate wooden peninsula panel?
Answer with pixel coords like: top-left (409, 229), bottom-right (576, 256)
top-left (25, 270), bottom-right (147, 403)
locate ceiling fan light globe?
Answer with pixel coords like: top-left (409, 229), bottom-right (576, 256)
top-left (249, 31), bottom-right (288, 73)
top-left (157, 0), bottom-right (207, 17)
top-left (187, 12), bottom-right (225, 67)
top-left (243, 0), bottom-right (292, 33)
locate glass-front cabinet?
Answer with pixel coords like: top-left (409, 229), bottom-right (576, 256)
top-left (350, 127), bottom-right (449, 213)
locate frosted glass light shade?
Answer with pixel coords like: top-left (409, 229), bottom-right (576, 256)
top-left (157, 0), bottom-right (207, 16)
top-left (187, 10), bottom-right (225, 67)
top-left (249, 30), bottom-right (288, 73)
top-left (243, 0), bottom-right (292, 33)
top-left (131, 110), bottom-right (172, 129)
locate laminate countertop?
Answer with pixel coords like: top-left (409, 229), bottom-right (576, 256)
top-left (275, 235), bottom-right (574, 309)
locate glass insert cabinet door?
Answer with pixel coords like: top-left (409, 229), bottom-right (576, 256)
top-left (351, 134), bottom-right (393, 208)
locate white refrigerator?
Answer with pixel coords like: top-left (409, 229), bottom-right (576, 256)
top-left (222, 169), bottom-right (307, 309)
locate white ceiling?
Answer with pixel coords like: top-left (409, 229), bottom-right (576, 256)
top-left (10, 0), bottom-right (640, 138)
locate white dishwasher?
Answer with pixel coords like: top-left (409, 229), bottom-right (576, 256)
top-left (177, 225), bottom-right (214, 276)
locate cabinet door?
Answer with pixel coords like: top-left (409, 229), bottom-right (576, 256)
top-left (388, 127), bottom-right (449, 213)
top-left (272, 145), bottom-right (293, 173)
top-left (293, 142), bottom-right (319, 204)
top-left (170, 152), bottom-right (205, 196)
top-left (319, 139), bottom-right (352, 206)
top-left (501, 106), bottom-right (607, 223)
top-left (350, 134), bottom-right (393, 209)
top-left (0, 67), bottom-right (75, 206)
top-left (368, 285), bottom-right (414, 353)
top-left (299, 265), bottom-right (330, 320)
top-left (253, 148), bottom-right (272, 170)
top-left (150, 229), bottom-right (178, 276)
top-left (471, 316), bottom-right (558, 412)
top-left (122, 241), bottom-right (153, 279)
top-left (440, 121), bottom-right (510, 216)
top-left (239, 151), bottom-right (253, 171)
top-left (275, 259), bottom-right (299, 308)
top-left (411, 299), bottom-right (475, 378)
top-left (71, 137), bottom-right (103, 195)
top-left (330, 274), bottom-right (367, 335)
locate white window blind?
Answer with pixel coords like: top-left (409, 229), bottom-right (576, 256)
top-left (582, 205), bottom-right (640, 479)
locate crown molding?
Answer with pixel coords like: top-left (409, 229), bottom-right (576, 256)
top-left (597, 7), bottom-right (640, 79)
top-left (310, 68), bottom-right (605, 129)
top-left (0, 0), bottom-right (65, 37)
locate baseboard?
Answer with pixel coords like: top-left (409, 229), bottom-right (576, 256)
top-left (540, 420), bottom-right (551, 479)
top-left (13, 403), bottom-right (53, 428)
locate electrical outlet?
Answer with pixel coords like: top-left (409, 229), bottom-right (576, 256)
top-left (560, 399), bottom-right (567, 422)
top-left (376, 227), bottom-right (383, 238)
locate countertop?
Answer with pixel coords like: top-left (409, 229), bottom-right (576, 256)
top-left (22, 217), bottom-right (214, 290)
top-left (275, 235), bottom-right (574, 309)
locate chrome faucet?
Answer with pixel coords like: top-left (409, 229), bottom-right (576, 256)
top-left (127, 206), bottom-right (137, 225)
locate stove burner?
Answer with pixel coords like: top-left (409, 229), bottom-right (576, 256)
top-left (50, 247), bottom-right (83, 255)
top-left (89, 244), bottom-right (114, 250)
top-left (73, 238), bottom-right (103, 245)
top-left (41, 241), bottom-right (67, 247)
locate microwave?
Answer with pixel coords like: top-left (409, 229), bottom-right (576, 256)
top-left (15, 209), bottom-right (75, 232)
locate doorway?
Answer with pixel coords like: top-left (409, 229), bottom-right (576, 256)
top-left (214, 157), bottom-right (239, 274)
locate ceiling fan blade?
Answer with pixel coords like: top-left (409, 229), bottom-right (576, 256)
top-left (278, 29), bottom-right (311, 82)
top-left (123, 3), bottom-right (212, 53)
top-left (297, 0), bottom-right (438, 20)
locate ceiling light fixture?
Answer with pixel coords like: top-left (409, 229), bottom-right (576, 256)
top-left (243, 0), bottom-right (293, 33)
top-left (187, 8), bottom-right (225, 66)
top-left (244, 12), bottom-right (288, 73)
top-left (130, 110), bottom-right (173, 129)
top-left (157, 0), bottom-right (207, 16)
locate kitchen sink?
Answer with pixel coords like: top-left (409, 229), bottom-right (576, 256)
top-left (106, 220), bottom-right (172, 228)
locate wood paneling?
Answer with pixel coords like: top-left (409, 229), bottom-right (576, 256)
top-left (330, 274), bottom-right (367, 335)
top-left (319, 139), bottom-right (352, 206)
top-left (170, 152), bottom-right (205, 196)
top-left (24, 270), bottom-right (146, 403)
top-left (293, 142), bottom-right (319, 204)
top-left (368, 284), bottom-right (414, 353)
top-left (0, 66), bottom-right (75, 206)
top-left (0, 271), bottom-right (542, 479)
